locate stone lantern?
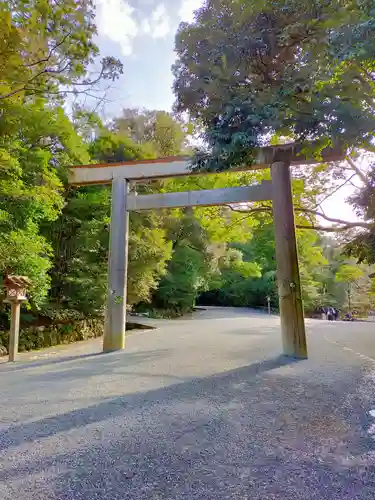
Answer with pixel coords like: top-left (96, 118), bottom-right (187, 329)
top-left (4, 275), bottom-right (31, 362)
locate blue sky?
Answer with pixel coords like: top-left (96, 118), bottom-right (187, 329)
top-left (93, 0), bottom-right (203, 115)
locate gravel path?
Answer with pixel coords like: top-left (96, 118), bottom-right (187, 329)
top-left (1, 308), bottom-right (375, 499)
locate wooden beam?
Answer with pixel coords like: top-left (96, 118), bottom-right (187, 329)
top-left (127, 182), bottom-right (272, 211)
top-left (68, 144), bottom-right (344, 185)
top-left (69, 157), bottom-right (190, 185)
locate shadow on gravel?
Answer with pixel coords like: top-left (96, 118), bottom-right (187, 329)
top-left (0, 351), bottom-right (104, 372)
top-left (0, 355), bottom-right (298, 452)
top-left (0, 323), bottom-right (156, 373)
top-left (1, 351), bottom-right (374, 499)
top-left (0, 322), bottom-right (154, 372)
top-left (11, 348), bottom-right (174, 384)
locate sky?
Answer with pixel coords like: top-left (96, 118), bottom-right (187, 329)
top-left (93, 0), bottom-right (203, 115)
top-left (92, 0), bottom-right (359, 224)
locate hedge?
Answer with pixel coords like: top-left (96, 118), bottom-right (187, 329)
top-left (0, 318), bottom-right (104, 356)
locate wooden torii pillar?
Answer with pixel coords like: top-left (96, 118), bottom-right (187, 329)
top-left (271, 160), bottom-right (306, 357)
top-left (69, 144), bottom-right (344, 358)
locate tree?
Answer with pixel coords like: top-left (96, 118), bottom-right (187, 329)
top-left (173, 0), bottom-right (375, 236)
top-left (174, 0), bottom-right (375, 168)
top-left (46, 130), bottom-right (173, 316)
top-left (345, 164), bottom-right (375, 262)
top-left (199, 220), bottom-right (335, 313)
top-left (89, 130), bottom-right (156, 164)
top-left (162, 170), bottom-right (262, 242)
top-left (0, 0), bottom-right (123, 102)
top-left (199, 247), bottom-right (261, 307)
top-left (150, 210), bottom-right (216, 314)
top-left (46, 185), bottom-right (172, 315)
top-left (335, 264), bottom-right (364, 285)
top-left (0, 0), bottom-right (123, 322)
top-left (335, 263), bottom-right (365, 310)
top-left (112, 108), bottom-right (191, 157)
top-left (296, 230), bottom-right (328, 311)
top-left (71, 105), bottom-right (105, 143)
top-left (149, 171), bottom-right (266, 314)
top-left (0, 97), bottom-right (89, 306)
top-left (127, 211), bottom-right (172, 305)
top-left (304, 237), bottom-right (371, 313)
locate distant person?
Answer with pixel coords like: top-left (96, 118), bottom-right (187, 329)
top-left (327, 307), bottom-right (335, 321)
top-left (321, 306), bottom-right (328, 320)
top-left (321, 306), bottom-right (327, 320)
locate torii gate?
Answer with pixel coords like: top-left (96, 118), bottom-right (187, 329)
top-left (69, 143), bottom-right (343, 359)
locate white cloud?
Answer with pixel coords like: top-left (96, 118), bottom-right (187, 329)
top-left (178, 0), bottom-right (203, 23)
top-left (96, 0), bottom-right (138, 56)
top-left (96, 0), bottom-right (172, 49)
top-left (140, 18), bottom-right (152, 35)
top-left (147, 4), bottom-right (171, 39)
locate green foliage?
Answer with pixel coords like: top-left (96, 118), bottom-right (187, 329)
top-left (46, 151), bottom-right (173, 316)
top-left (199, 224), bottom-right (339, 313)
top-left (44, 186), bottom-right (111, 314)
top-left (149, 212), bottom-right (212, 313)
top-left (112, 108), bottom-right (191, 156)
top-left (296, 230), bottom-right (328, 311)
top-left (346, 232), bottom-right (375, 265)
top-left (0, 225), bottom-right (52, 306)
top-left (335, 264), bottom-right (364, 284)
top-left (89, 131), bottom-right (156, 164)
top-left (153, 245), bottom-right (208, 313)
top-left (220, 248), bottom-right (261, 279)
top-left (127, 212), bottom-right (173, 305)
top-left (0, 0), bottom-right (109, 307)
top-left (0, 318), bottom-right (104, 355)
top-left (173, 0), bottom-right (375, 170)
top-left (345, 166), bottom-right (375, 264)
top-left (202, 248), bottom-right (261, 307)
top-left (0, 97), bottom-right (89, 305)
top-left (0, 0), bottom-right (122, 101)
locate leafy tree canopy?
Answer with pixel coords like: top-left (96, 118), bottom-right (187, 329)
top-left (173, 0), bottom-right (375, 171)
top-left (0, 0), bottom-right (123, 102)
top-left (89, 130), bottom-right (156, 164)
top-left (335, 264), bottom-right (364, 283)
top-left (112, 108), bottom-right (193, 157)
top-left (0, 97), bottom-right (89, 305)
top-left (345, 165), bottom-right (375, 263)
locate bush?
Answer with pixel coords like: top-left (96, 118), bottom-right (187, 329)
top-left (0, 318), bottom-right (104, 355)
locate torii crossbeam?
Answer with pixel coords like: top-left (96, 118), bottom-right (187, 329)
top-left (69, 143), bottom-right (344, 359)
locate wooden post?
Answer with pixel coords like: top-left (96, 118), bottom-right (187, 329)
top-left (4, 275), bottom-right (30, 362)
top-left (8, 301), bottom-right (21, 362)
top-left (103, 177), bottom-right (129, 352)
top-left (271, 161), bottom-right (308, 358)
